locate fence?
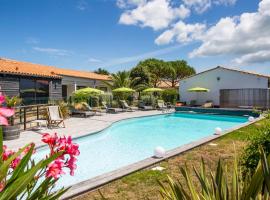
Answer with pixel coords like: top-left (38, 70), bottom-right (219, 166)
top-left (13, 104), bottom-right (50, 130)
top-left (220, 88), bottom-right (269, 109)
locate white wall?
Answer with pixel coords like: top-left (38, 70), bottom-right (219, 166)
top-left (62, 75), bottom-right (111, 98)
top-left (179, 67), bottom-right (269, 106)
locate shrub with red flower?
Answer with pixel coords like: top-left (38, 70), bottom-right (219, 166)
top-left (0, 92), bottom-right (80, 199)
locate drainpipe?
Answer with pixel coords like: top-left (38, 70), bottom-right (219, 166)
top-left (74, 82), bottom-right (77, 92)
top-left (267, 88), bottom-right (270, 109)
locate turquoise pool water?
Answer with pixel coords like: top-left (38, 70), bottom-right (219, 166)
top-left (35, 112), bottom-right (248, 188)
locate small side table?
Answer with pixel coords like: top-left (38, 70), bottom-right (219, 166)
top-left (31, 120), bottom-right (48, 130)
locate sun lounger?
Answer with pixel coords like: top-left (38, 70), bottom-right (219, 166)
top-left (71, 108), bottom-right (95, 117)
top-left (101, 101), bottom-right (122, 113)
top-left (157, 100), bottom-right (167, 110)
top-left (120, 100), bottom-right (137, 112)
top-left (138, 101), bottom-right (154, 110)
top-left (47, 106), bottom-right (65, 128)
top-left (201, 102), bottom-right (213, 108)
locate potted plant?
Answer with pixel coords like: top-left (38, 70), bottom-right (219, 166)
top-left (3, 96), bottom-right (22, 140)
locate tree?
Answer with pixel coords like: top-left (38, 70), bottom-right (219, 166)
top-left (135, 58), bottom-right (166, 87)
top-left (105, 71), bottom-right (138, 89)
top-left (165, 60), bottom-right (195, 87)
top-left (94, 68), bottom-right (110, 75)
top-left (130, 65), bottom-right (151, 91)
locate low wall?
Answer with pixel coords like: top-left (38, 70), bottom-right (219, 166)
top-left (175, 106), bottom-right (260, 117)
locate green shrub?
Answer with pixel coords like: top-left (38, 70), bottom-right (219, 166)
top-left (240, 122), bottom-right (270, 176)
top-left (111, 100), bottom-right (119, 108)
top-left (161, 89), bottom-right (178, 104)
top-left (57, 100), bottom-right (70, 119)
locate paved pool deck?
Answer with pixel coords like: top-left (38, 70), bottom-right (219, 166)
top-left (4, 110), bottom-right (168, 150)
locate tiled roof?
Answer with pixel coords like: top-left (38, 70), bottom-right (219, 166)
top-left (0, 58), bottom-right (111, 81)
top-left (157, 80), bottom-right (179, 88)
top-left (53, 67), bottom-right (111, 81)
top-left (0, 58), bottom-right (60, 78)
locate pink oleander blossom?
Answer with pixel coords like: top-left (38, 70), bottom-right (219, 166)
top-left (0, 107), bottom-right (15, 126)
top-left (46, 159), bottom-right (65, 179)
top-left (42, 133), bottom-right (80, 179)
top-left (0, 93), bottom-right (15, 126)
top-left (0, 94), bottom-right (5, 104)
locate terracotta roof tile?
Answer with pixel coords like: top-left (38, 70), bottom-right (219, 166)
top-left (0, 58), bottom-right (60, 78)
top-left (157, 80), bottom-right (179, 88)
top-left (53, 67), bottom-right (111, 81)
top-left (0, 58), bottom-right (111, 81)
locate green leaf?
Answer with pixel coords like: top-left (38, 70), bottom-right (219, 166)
top-left (0, 144), bottom-right (30, 181)
top-left (7, 144), bottom-right (35, 184)
top-left (0, 151), bottom-right (62, 200)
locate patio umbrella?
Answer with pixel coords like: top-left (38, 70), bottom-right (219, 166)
top-left (74, 87), bottom-right (104, 96)
top-left (142, 88), bottom-right (163, 106)
top-left (142, 88), bottom-right (163, 93)
top-left (112, 87), bottom-right (135, 93)
top-left (188, 87), bottom-right (210, 105)
top-left (73, 87), bottom-right (104, 106)
top-left (188, 87), bottom-right (210, 92)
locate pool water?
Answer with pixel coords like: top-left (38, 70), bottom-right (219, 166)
top-left (35, 112), bottom-right (248, 188)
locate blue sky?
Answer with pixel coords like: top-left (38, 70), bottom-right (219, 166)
top-left (0, 0), bottom-right (269, 74)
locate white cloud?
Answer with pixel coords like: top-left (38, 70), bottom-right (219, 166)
top-left (33, 47), bottom-right (72, 56)
top-left (77, 0), bottom-right (88, 11)
top-left (116, 0), bottom-right (146, 8)
top-left (155, 21), bottom-right (206, 45)
top-left (233, 50), bottom-right (270, 65)
top-left (189, 0), bottom-right (270, 64)
top-left (87, 58), bottom-right (102, 63)
top-left (182, 0), bottom-right (237, 13)
top-left (119, 0), bottom-right (190, 30)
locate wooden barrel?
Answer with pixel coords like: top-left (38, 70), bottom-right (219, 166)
top-left (3, 125), bottom-right (20, 140)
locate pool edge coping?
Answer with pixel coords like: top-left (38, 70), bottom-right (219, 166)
top-left (61, 115), bottom-right (263, 199)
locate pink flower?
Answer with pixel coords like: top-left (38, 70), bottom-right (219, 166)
top-left (67, 156), bottom-right (77, 176)
top-left (42, 133), bottom-right (58, 148)
top-left (45, 159), bottom-right (65, 179)
top-left (10, 156), bottom-right (21, 169)
top-left (0, 182), bottom-right (5, 192)
top-left (42, 133), bottom-right (80, 179)
top-left (0, 93), bottom-right (5, 105)
top-left (0, 107), bottom-right (15, 126)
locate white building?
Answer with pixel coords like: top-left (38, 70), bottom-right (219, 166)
top-left (179, 66), bottom-right (270, 108)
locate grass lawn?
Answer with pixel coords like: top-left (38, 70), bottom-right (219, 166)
top-left (73, 119), bottom-right (266, 200)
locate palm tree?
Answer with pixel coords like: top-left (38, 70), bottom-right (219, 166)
top-left (105, 71), bottom-right (141, 90)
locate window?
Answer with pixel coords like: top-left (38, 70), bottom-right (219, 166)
top-left (268, 79), bottom-right (270, 88)
top-left (36, 80), bottom-right (49, 103)
top-left (20, 78), bottom-right (36, 105)
top-left (20, 78), bottom-right (49, 105)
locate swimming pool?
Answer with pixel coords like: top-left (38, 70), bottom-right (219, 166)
top-left (35, 112), bottom-right (248, 189)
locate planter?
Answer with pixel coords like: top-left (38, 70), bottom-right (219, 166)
top-left (3, 124), bottom-right (21, 140)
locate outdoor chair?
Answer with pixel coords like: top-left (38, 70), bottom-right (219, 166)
top-left (119, 100), bottom-right (137, 112)
top-left (138, 101), bottom-right (154, 111)
top-left (201, 101), bottom-right (213, 108)
top-left (101, 101), bottom-right (123, 113)
top-left (83, 103), bottom-right (103, 115)
top-left (70, 104), bottom-right (95, 118)
top-left (47, 106), bottom-right (65, 128)
top-left (157, 100), bottom-right (167, 110)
